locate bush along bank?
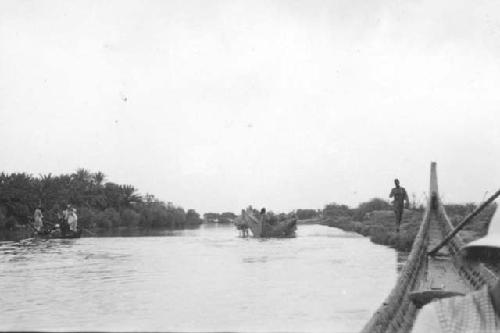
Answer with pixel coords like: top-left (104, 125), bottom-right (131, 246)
top-left (321, 199), bottom-right (497, 252)
top-left (322, 208), bottom-right (423, 251)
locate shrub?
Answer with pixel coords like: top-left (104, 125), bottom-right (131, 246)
top-left (323, 203), bottom-right (351, 218)
top-left (77, 207), bottom-right (97, 228)
top-left (186, 209), bottom-right (202, 225)
top-left (6, 216), bottom-right (18, 230)
top-left (136, 204), bottom-right (172, 228)
top-left (94, 211), bottom-right (113, 229)
top-left (103, 208), bottom-right (120, 227)
top-left (296, 209), bottom-right (318, 220)
top-left (120, 208), bottom-right (141, 228)
top-left (352, 198), bottom-right (392, 221)
top-left (0, 211), bottom-right (6, 229)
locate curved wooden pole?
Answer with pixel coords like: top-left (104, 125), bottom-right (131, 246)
top-left (428, 188), bottom-right (500, 256)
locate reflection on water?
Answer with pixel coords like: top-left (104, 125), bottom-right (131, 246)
top-left (0, 224), bottom-right (400, 332)
top-left (94, 225), bottom-right (202, 237)
top-left (0, 225), bottom-right (203, 241)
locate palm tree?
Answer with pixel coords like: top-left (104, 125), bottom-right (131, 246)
top-left (93, 171), bottom-right (106, 187)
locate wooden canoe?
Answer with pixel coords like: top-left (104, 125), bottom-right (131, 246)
top-left (239, 208), bottom-right (297, 238)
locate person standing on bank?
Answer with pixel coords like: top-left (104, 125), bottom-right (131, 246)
top-left (389, 178), bottom-right (409, 233)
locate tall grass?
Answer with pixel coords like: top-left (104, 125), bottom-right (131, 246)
top-left (323, 202), bottom-right (497, 251)
top-left (323, 209), bottom-right (422, 251)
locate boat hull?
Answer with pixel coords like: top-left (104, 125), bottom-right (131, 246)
top-left (33, 229), bottom-right (82, 239)
top-left (239, 210), bottom-right (297, 238)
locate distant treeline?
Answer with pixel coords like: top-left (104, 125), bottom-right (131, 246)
top-left (323, 198), bottom-right (395, 221)
top-left (203, 212), bottom-right (236, 223)
top-left (0, 169), bottom-right (202, 230)
top-left (295, 209), bottom-right (321, 220)
top-left (203, 209), bottom-right (323, 222)
top-left (294, 201), bottom-right (397, 221)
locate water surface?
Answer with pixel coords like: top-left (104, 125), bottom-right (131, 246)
top-left (0, 224), bottom-right (399, 332)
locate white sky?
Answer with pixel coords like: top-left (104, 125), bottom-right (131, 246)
top-left (1, 0), bottom-right (500, 214)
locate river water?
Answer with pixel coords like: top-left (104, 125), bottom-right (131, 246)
top-left (0, 224), bottom-right (401, 332)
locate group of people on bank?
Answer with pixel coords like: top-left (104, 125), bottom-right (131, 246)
top-left (33, 204), bottom-right (78, 234)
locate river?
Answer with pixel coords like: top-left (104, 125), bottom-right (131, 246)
top-left (0, 224), bottom-right (401, 332)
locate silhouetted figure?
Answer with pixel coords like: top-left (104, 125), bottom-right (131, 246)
top-left (68, 208), bottom-right (78, 232)
top-left (60, 204), bottom-right (71, 235)
top-left (33, 207), bottom-right (43, 233)
top-left (389, 178), bottom-right (409, 233)
top-left (62, 204), bottom-right (71, 222)
top-left (238, 209), bottom-right (249, 237)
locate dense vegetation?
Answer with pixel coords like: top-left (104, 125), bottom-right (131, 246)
top-left (295, 209), bottom-right (320, 220)
top-left (0, 169), bottom-right (202, 231)
top-left (203, 212), bottom-right (237, 223)
top-left (322, 198), bottom-right (497, 251)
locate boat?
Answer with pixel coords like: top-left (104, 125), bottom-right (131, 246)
top-left (237, 207), bottom-right (297, 237)
top-left (360, 162), bottom-right (498, 333)
top-left (33, 229), bottom-right (82, 239)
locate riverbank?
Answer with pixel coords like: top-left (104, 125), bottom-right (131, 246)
top-left (0, 224), bottom-right (204, 242)
top-left (321, 210), bottom-right (422, 251)
top-left (321, 205), bottom-right (495, 252)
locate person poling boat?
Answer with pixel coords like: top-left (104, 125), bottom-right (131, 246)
top-left (33, 207), bottom-right (44, 234)
top-left (234, 209), bottom-right (249, 237)
top-left (238, 206), bottom-right (297, 238)
top-left (67, 208), bottom-right (78, 232)
top-left (30, 204), bottom-right (82, 239)
top-left (58, 205), bottom-right (70, 235)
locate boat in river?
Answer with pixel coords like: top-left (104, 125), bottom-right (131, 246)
top-left (33, 229), bottom-right (82, 239)
top-left (236, 207), bottom-right (297, 237)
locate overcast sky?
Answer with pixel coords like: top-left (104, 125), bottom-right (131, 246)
top-left (1, 0), bottom-right (500, 213)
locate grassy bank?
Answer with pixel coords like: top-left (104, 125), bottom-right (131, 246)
top-left (322, 209), bottom-right (423, 251)
top-left (321, 203), bottom-right (497, 252)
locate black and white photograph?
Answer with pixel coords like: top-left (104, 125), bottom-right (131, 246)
top-left (1, 1), bottom-right (500, 332)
